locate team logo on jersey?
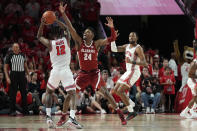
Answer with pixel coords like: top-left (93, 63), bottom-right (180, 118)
top-left (81, 48), bottom-right (95, 53)
top-left (56, 40), bottom-right (64, 45)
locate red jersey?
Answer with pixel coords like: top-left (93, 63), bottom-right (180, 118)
top-left (160, 74), bottom-right (176, 94)
top-left (78, 41), bottom-right (98, 71)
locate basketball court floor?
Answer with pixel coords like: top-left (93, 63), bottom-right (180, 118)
top-left (0, 114), bottom-right (196, 131)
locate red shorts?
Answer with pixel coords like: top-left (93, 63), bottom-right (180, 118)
top-left (75, 69), bottom-right (106, 91)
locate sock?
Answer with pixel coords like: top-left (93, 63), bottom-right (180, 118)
top-left (127, 105), bottom-right (134, 112)
top-left (70, 110), bottom-right (76, 119)
top-left (129, 99), bottom-right (135, 107)
top-left (46, 108), bottom-right (51, 117)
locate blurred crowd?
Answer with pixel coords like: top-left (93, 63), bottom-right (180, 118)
top-left (0, 0), bottom-right (188, 115)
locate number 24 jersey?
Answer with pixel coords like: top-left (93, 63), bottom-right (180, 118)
top-left (77, 41), bottom-right (98, 71)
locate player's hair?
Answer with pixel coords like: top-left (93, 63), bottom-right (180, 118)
top-left (86, 27), bottom-right (96, 36)
top-left (130, 32), bottom-right (138, 38)
top-left (50, 25), bottom-right (65, 39)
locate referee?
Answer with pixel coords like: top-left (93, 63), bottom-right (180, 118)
top-left (4, 43), bottom-right (29, 116)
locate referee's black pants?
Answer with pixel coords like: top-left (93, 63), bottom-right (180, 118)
top-left (9, 71), bottom-right (28, 114)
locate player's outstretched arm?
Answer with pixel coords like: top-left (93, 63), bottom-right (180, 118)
top-left (59, 2), bottom-right (82, 48)
top-left (37, 18), bottom-right (51, 50)
top-left (111, 41), bottom-right (127, 52)
top-left (95, 17), bottom-right (116, 47)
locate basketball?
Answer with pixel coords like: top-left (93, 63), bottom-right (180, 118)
top-left (42, 11), bottom-right (56, 25)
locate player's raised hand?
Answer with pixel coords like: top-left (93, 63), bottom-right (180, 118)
top-left (105, 17), bottom-right (114, 28)
top-left (41, 17), bottom-right (47, 25)
top-left (59, 2), bottom-right (67, 14)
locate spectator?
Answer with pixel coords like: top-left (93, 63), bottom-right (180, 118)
top-left (28, 72), bottom-right (40, 93)
top-left (169, 52), bottom-right (179, 92)
top-left (159, 58), bottom-right (170, 78)
top-left (160, 66), bottom-right (176, 113)
top-left (140, 67), bottom-right (161, 113)
top-left (78, 86), bottom-right (106, 114)
top-left (25, 0), bottom-right (40, 22)
top-left (40, 92), bottom-right (61, 115)
top-left (0, 71), bottom-right (10, 114)
top-left (5, 0), bottom-right (23, 16)
top-left (101, 70), bottom-right (114, 91)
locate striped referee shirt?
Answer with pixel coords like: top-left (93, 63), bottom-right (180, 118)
top-left (5, 52), bottom-right (26, 72)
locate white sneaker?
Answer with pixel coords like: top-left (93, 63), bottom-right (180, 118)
top-left (46, 115), bottom-right (56, 128)
top-left (101, 109), bottom-right (106, 114)
top-left (190, 109), bottom-right (197, 118)
top-left (66, 116), bottom-right (83, 129)
top-left (151, 108), bottom-right (155, 114)
top-left (180, 110), bottom-right (192, 119)
top-left (146, 107), bottom-right (150, 114)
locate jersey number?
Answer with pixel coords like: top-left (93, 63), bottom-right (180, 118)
top-left (84, 53), bottom-right (92, 60)
top-left (56, 45), bottom-right (66, 56)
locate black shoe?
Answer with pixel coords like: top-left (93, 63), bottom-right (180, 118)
top-left (9, 112), bottom-right (16, 116)
top-left (66, 116), bottom-right (83, 129)
top-left (126, 112), bottom-right (137, 121)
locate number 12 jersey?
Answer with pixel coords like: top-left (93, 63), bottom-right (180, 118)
top-left (50, 37), bottom-right (71, 69)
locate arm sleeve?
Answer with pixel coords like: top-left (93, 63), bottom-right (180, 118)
top-left (111, 41), bottom-right (118, 52)
top-left (107, 27), bottom-right (116, 43)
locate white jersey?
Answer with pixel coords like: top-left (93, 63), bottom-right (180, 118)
top-left (125, 44), bottom-right (140, 72)
top-left (50, 37), bottom-right (71, 69)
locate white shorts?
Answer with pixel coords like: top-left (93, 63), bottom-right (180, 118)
top-left (47, 68), bottom-right (76, 91)
top-left (187, 78), bottom-right (197, 96)
top-left (117, 69), bottom-right (141, 87)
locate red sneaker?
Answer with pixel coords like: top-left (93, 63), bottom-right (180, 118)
top-left (57, 115), bottom-right (66, 127)
top-left (117, 109), bottom-right (127, 125)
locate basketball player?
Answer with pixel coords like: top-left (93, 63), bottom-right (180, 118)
top-left (180, 40), bottom-right (197, 118)
top-left (59, 3), bottom-right (127, 125)
top-left (37, 18), bottom-right (82, 128)
top-left (111, 32), bottom-right (147, 120)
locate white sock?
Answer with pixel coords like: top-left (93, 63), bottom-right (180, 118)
top-left (129, 99), bottom-right (135, 107)
top-left (70, 110), bottom-right (76, 119)
top-left (46, 108), bottom-right (51, 117)
top-left (127, 105), bottom-right (134, 112)
top-left (62, 112), bottom-right (66, 116)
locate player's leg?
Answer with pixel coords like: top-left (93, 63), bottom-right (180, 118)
top-left (116, 84), bottom-right (137, 120)
top-left (108, 83), bottom-right (126, 125)
top-left (58, 69), bottom-right (83, 128)
top-left (45, 70), bottom-right (59, 128)
top-left (180, 79), bottom-right (197, 118)
top-left (56, 88), bottom-right (71, 126)
top-left (189, 87), bottom-right (197, 118)
top-left (66, 89), bottom-right (83, 129)
top-left (45, 87), bottom-right (56, 128)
